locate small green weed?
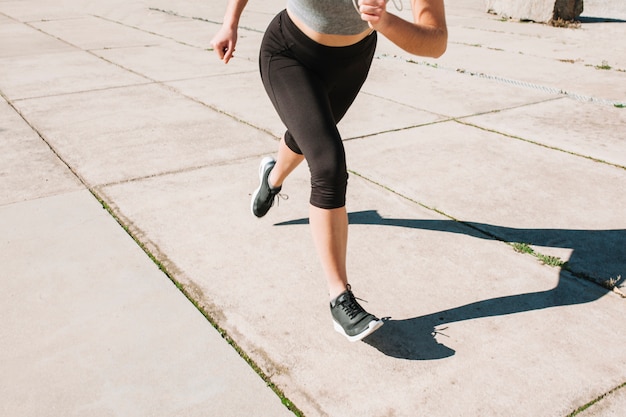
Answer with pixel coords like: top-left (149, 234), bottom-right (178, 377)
top-left (512, 243), bottom-right (565, 267)
top-left (595, 60), bottom-right (612, 70)
top-left (512, 242), bottom-right (534, 254)
top-left (536, 253), bottom-right (566, 267)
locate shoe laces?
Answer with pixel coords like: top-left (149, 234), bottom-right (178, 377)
top-left (340, 290), bottom-right (365, 320)
top-left (269, 191), bottom-right (288, 208)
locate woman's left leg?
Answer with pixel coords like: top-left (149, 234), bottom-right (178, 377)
top-left (268, 136), bottom-right (305, 190)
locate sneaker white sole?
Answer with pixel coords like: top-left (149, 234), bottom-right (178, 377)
top-left (333, 318), bottom-right (384, 342)
top-left (250, 156), bottom-right (275, 217)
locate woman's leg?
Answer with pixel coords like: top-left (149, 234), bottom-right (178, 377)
top-left (260, 39), bottom-right (350, 299)
top-left (309, 205), bottom-right (349, 300)
top-left (269, 136), bottom-right (347, 301)
top-left (258, 11), bottom-right (381, 340)
top-left (268, 136), bottom-right (304, 189)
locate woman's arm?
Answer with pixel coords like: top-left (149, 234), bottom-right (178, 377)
top-left (358, 0), bottom-right (448, 58)
top-left (210, 0), bottom-right (249, 63)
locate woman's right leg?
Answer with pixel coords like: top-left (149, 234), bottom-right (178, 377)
top-left (309, 205), bottom-right (349, 300)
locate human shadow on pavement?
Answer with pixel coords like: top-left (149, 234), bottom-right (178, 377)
top-left (275, 210), bottom-right (625, 360)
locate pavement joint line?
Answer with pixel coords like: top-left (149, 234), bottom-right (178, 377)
top-left (10, 80), bottom-right (158, 103)
top-left (87, 43), bottom-right (163, 51)
top-left (159, 69), bottom-right (259, 82)
top-left (147, 7), bottom-right (265, 35)
top-left (343, 117), bottom-right (455, 142)
top-left (0, 90), bottom-right (88, 189)
top-left (92, 13), bottom-right (211, 50)
top-left (454, 119), bottom-right (626, 171)
top-left (347, 169), bottom-right (626, 297)
top-left (566, 380), bottom-right (626, 417)
top-left (93, 154), bottom-right (271, 189)
top-left (359, 88), bottom-right (562, 123)
top-left (359, 89), bottom-right (452, 120)
top-left (376, 54), bottom-right (626, 107)
top-left (451, 39), bottom-right (626, 75)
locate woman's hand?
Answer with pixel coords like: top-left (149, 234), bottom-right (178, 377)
top-left (357, 0), bottom-right (390, 30)
top-left (210, 26), bottom-right (238, 64)
top-left (359, 0), bottom-right (448, 58)
top-left (210, 0), bottom-right (249, 64)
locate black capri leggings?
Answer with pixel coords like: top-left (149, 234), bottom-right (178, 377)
top-left (259, 9), bottom-right (377, 209)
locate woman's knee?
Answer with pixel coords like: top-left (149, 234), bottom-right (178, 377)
top-left (309, 158), bottom-right (348, 209)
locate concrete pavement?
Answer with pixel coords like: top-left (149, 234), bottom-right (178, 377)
top-left (1, 0), bottom-right (625, 416)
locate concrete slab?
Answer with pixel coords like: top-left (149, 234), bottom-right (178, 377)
top-left (465, 97), bottom-right (626, 168)
top-left (361, 55), bottom-right (555, 118)
top-left (110, 9), bottom-right (217, 50)
top-left (11, 84), bottom-right (276, 186)
top-left (345, 121), bottom-right (626, 283)
top-left (0, 99), bottom-right (82, 206)
top-left (447, 22), bottom-right (626, 71)
top-left (0, 17), bottom-right (75, 58)
top-left (0, 0), bottom-right (136, 22)
top-left (0, 189), bottom-right (292, 417)
top-left (98, 160), bottom-right (626, 417)
top-left (422, 42), bottom-right (626, 103)
top-left (29, 15), bottom-right (167, 51)
top-left (0, 50), bottom-right (148, 100)
top-left (146, 0), bottom-right (223, 22)
top-left (0, 0), bottom-right (85, 21)
top-left (94, 40), bottom-right (256, 82)
top-left (146, 0), bottom-right (285, 27)
top-left (86, 0), bottom-right (277, 62)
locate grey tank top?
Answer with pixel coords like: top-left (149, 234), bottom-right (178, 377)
top-left (287, 0), bottom-right (369, 35)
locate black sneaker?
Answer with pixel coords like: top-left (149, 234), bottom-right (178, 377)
top-left (251, 157), bottom-right (282, 218)
top-left (330, 286), bottom-right (383, 342)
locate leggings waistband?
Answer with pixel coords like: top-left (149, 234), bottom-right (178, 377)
top-left (279, 9), bottom-right (377, 60)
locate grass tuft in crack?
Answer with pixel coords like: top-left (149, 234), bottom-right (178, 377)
top-left (566, 381), bottom-right (626, 416)
top-left (512, 242), bottom-right (533, 254)
top-left (536, 253), bottom-right (566, 267)
top-left (511, 242), bottom-right (565, 267)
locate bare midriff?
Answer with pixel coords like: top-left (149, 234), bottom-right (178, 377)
top-left (287, 8), bottom-right (373, 47)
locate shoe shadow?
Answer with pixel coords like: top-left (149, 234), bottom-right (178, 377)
top-left (275, 210), bottom-right (625, 360)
